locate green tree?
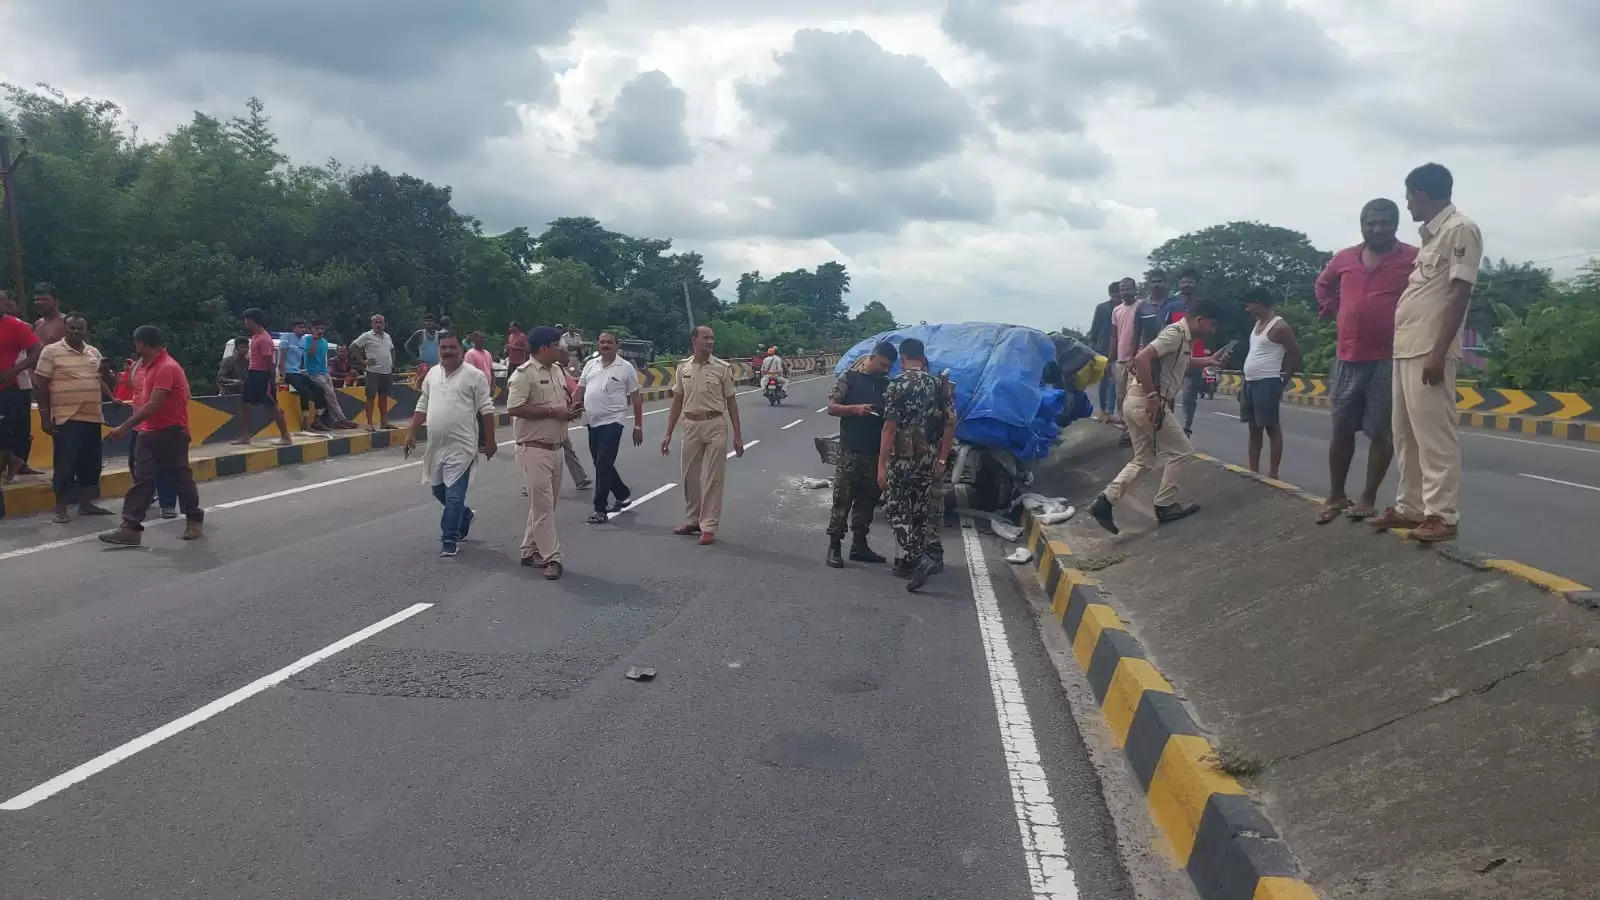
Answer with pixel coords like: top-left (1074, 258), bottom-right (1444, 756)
top-left (1149, 222), bottom-right (1331, 369)
top-left (853, 300), bottom-right (896, 335)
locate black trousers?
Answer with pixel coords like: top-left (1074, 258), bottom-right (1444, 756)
top-left (51, 419), bottom-right (104, 502)
top-left (586, 423), bottom-right (630, 513)
top-left (121, 426), bottom-right (203, 529)
top-left (285, 372), bottom-right (326, 411)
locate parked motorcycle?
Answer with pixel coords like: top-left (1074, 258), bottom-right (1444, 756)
top-left (1202, 365), bottom-right (1219, 399)
top-left (764, 377), bottom-right (787, 406)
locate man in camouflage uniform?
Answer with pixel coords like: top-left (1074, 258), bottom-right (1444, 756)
top-left (825, 341), bottom-right (898, 568)
top-left (878, 338), bottom-right (956, 593)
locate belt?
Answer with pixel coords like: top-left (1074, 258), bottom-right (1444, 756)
top-left (517, 439), bottom-right (562, 451)
top-left (683, 411), bottom-right (724, 421)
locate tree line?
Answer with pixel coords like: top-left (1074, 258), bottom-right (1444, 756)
top-left (1130, 221), bottom-right (1599, 391)
top-left (0, 86), bottom-right (903, 392)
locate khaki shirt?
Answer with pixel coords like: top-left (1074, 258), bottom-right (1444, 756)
top-left (506, 359), bottom-right (570, 445)
top-left (1127, 318), bottom-right (1192, 402)
top-left (1394, 204), bottom-right (1481, 360)
top-left (671, 356), bottom-right (736, 416)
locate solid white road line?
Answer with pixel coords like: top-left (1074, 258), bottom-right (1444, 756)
top-left (958, 521), bottom-right (1078, 899)
top-left (606, 482), bottom-right (677, 520)
top-left (816, 406), bottom-right (828, 413)
top-left (0, 602), bottom-right (435, 811)
top-left (1520, 472), bottom-right (1600, 492)
top-left (728, 439), bottom-right (761, 459)
top-left (1472, 431), bottom-right (1600, 454)
top-left (212, 461), bottom-right (420, 509)
top-left (781, 419), bottom-right (805, 430)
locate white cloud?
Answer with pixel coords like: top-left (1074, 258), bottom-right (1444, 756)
top-left (2, 0), bottom-right (1596, 335)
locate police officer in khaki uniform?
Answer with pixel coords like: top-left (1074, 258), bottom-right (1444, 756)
top-left (507, 326), bottom-right (577, 579)
top-left (661, 325), bottom-right (744, 545)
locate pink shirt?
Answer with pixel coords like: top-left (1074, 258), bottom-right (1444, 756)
top-left (1110, 301), bottom-right (1138, 362)
top-left (248, 331), bottom-right (276, 371)
top-left (465, 347), bottom-right (494, 381)
top-left (1315, 242), bottom-right (1419, 363)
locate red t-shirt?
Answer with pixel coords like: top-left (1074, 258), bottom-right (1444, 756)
top-left (248, 331), bottom-right (276, 371)
top-left (0, 314), bottom-right (40, 385)
top-left (505, 331), bottom-right (529, 368)
top-left (133, 350), bottom-right (191, 433)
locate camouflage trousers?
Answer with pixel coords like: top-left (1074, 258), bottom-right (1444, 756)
top-left (884, 455), bottom-right (943, 562)
top-left (827, 449), bottom-right (881, 538)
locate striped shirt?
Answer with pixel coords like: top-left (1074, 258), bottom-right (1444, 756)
top-left (34, 339), bottom-right (105, 424)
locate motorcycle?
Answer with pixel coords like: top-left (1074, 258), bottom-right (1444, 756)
top-left (764, 376), bottom-right (787, 406)
top-left (1202, 365), bottom-right (1220, 399)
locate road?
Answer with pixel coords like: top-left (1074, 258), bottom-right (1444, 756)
top-left (1184, 393), bottom-right (1600, 588)
top-left (0, 375), bottom-right (1137, 899)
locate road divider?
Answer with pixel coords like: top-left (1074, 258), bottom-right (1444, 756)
top-left (1017, 513), bottom-right (1316, 900)
top-left (1215, 372), bottom-right (1600, 445)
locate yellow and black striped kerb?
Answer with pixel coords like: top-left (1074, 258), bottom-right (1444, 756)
top-left (1023, 515), bottom-right (1319, 900)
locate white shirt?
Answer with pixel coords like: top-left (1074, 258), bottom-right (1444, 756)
top-left (352, 330), bottom-right (395, 374)
top-left (414, 363), bottom-right (493, 487)
top-left (760, 355), bottom-right (784, 376)
top-left (580, 355), bottom-right (640, 427)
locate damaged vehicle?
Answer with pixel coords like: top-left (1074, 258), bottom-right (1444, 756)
top-left (814, 323), bottom-right (1103, 513)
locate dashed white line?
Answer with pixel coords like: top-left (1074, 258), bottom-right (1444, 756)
top-left (1519, 472), bottom-right (1600, 492)
top-left (959, 520), bottom-right (1077, 899)
top-left (781, 419), bottom-right (805, 430)
top-left (729, 439), bottom-right (761, 459)
top-left (0, 603), bottom-right (435, 811)
top-left (606, 482), bottom-right (676, 520)
top-left (816, 406), bottom-right (829, 413)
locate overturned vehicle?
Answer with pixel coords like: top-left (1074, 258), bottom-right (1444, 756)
top-left (814, 323), bottom-right (1103, 512)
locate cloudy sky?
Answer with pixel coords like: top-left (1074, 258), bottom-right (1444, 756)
top-left (4, 0), bottom-right (1598, 331)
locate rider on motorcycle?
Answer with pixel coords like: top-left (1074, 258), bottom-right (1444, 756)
top-left (760, 346), bottom-right (789, 396)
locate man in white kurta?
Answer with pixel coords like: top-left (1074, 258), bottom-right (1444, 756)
top-left (404, 332), bottom-right (496, 557)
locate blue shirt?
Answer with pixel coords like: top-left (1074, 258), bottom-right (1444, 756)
top-left (280, 334), bottom-right (306, 374)
top-left (303, 336), bottom-right (329, 376)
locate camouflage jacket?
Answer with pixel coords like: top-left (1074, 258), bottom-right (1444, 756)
top-left (883, 368), bottom-right (954, 458)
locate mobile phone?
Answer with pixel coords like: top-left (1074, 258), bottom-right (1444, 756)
top-left (1216, 340), bottom-right (1238, 359)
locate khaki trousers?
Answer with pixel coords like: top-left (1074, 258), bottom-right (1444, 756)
top-left (1114, 361), bottom-right (1132, 418)
top-left (519, 444), bottom-right (563, 563)
top-left (1392, 355), bottom-right (1460, 525)
top-left (1104, 392), bottom-right (1193, 508)
top-left (680, 416), bottom-right (729, 532)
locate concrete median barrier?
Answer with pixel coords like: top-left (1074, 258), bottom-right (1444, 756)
top-left (1217, 372), bottom-right (1600, 445)
top-left (1020, 422), bottom-right (1600, 898)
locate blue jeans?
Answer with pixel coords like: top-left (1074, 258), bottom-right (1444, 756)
top-left (430, 466), bottom-right (472, 544)
top-left (128, 431), bottom-right (177, 509)
top-left (1097, 367), bottom-right (1117, 418)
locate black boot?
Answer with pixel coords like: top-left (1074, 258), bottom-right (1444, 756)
top-left (848, 534), bottom-right (886, 563)
top-left (1090, 493), bottom-right (1119, 535)
top-left (906, 555), bottom-right (937, 592)
top-left (892, 557), bottom-right (913, 578)
top-left (827, 538), bottom-right (845, 568)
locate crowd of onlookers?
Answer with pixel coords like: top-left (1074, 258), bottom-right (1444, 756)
top-left (1086, 162), bottom-right (1480, 546)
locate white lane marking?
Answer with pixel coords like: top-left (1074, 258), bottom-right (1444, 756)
top-left (1519, 472), bottom-right (1600, 493)
top-left (816, 406), bottom-right (829, 413)
top-left (781, 419), bottom-right (805, 430)
top-left (959, 521), bottom-right (1078, 898)
top-left (565, 374), bottom-right (828, 430)
top-left (1, 603), bottom-right (434, 811)
top-left (1470, 432), bottom-right (1600, 454)
top-left (0, 531), bottom-right (132, 562)
top-left (729, 439), bottom-right (761, 459)
top-left (212, 461), bottom-right (419, 509)
top-left (1467, 629), bottom-right (1520, 652)
top-left (1211, 411), bottom-right (1236, 419)
top-left (606, 482), bottom-right (676, 520)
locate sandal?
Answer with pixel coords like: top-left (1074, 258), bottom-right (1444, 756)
top-left (1316, 499), bottom-right (1352, 524)
top-left (1345, 505), bottom-right (1377, 520)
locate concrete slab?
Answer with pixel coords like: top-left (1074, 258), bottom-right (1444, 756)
top-left (1037, 422), bottom-right (1600, 897)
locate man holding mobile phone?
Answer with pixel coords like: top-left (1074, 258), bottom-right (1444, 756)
top-left (1091, 297), bottom-right (1231, 535)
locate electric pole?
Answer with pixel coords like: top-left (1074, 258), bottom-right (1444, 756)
top-left (0, 132), bottom-right (27, 306)
top-left (681, 279), bottom-right (695, 332)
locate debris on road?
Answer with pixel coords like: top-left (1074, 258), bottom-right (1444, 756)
top-left (959, 508), bottom-right (1025, 541)
top-left (624, 666), bottom-right (657, 681)
top-left (799, 477), bottom-right (832, 490)
top-left (1005, 548), bottom-right (1034, 564)
top-left (1020, 494), bottom-right (1075, 524)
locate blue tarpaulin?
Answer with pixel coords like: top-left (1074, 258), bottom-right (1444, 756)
top-left (836, 323), bottom-right (1065, 461)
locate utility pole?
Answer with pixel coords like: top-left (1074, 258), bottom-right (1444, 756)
top-left (0, 132), bottom-right (28, 306)
top-left (681, 279), bottom-right (695, 332)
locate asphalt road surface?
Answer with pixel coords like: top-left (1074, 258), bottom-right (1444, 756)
top-left (0, 375), bottom-right (1137, 899)
top-left (1184, 393), bottom-right (1600, 588)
